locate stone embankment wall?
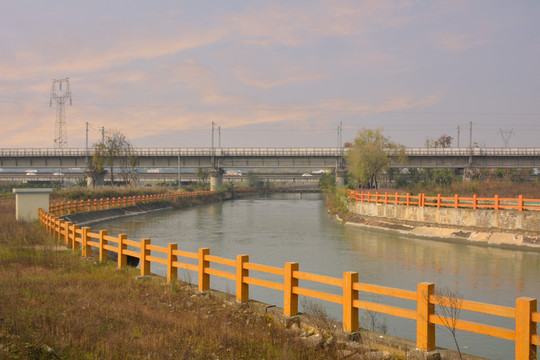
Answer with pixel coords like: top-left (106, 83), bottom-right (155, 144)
top-left (347, 201), bottom-right (540, 249)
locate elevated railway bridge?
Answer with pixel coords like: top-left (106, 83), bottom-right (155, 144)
top-left (1, 147), bottom-right (539, 188)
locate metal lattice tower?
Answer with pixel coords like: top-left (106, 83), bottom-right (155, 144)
top-left (498, 128), bottom-right (514, 148)
top-left (50, 78), bottom-right (72, 148)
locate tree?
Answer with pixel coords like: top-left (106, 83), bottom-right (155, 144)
top-left (345, 128), bottom-right (406, 189)
top-left (87, 142), bottom-right (107, 187)
top-left (196, 168), bottom-right (209, 183)
top-left (90, 130), bottom-right (137, 186)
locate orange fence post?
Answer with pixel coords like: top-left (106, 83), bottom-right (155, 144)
top-left (236, 254), bottom-right (249, 303)
top-left (72, 224), bottom-right (80, 252)
top-left (417, 282), bottom-right (435, 351)
top-left (472, 194), bottom-right (478, 210)
top-left (81, 227), bottom-right (91, 257)
top-left (515, 297), bottom-right (537, 360)
top-left (375, 192), bottom-right (379, 203)
top-left (494, 194), bottom-right (499, 210)
top-left (140, 238), bottom-right (151, 276)
top-left (99, 230), bottom-right (108, 262)
top-left (384, 192), bottom-right (388, 204)
top-left (284, 262), bottom-right (299, 316)
top-left (167, 243), bottom-right (178, 283)
top-left (395, 192), bottom-right (399, 205)
top-left (343, 271), bottom-right (359, 332)
top-left (118, 234), bottom-right (127, 268)
top-left (437, 194), bottom-right (441, 208)
top-left (454, 194), bottom-right (459, 208)
top-left (64, 221), bottom-right (72, 247)
top-left (406, 193), bottom-right (410, 206)
top-left (58, 219), bottom-right (65, 241)
top-left (519, 195), bottom-right (524, 211)
top-left (198, 248), bottom-right (210, 291)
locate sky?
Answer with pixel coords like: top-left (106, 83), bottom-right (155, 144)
top-left (1, 0), bottom-right (539, 149)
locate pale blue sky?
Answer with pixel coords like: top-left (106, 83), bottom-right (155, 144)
top-left (1, 1), bottom-right (539, 148)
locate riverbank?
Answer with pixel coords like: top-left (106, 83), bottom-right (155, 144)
top-left (338, 209), bottom-right (540, 251)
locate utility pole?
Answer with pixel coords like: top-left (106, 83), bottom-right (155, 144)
top-left (218, 126), bottom-right (221, 148)
top-left (211, 122), bottom-right (215, 167)
top-left (177, 151), bottom-right (181, 189)
top-left (50, 78), bottom-right (72, 148)
top-left (101, 126), bottom-right (105, 143)
top-left (457, 126), bottom-right (460, 148)
top-left (469, 121), bottom-right (473, 149)
top-left (85, 122), bottom-right (89, 166)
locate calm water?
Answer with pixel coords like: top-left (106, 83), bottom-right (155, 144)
top-left (91, 194), bottom-right (540, 359)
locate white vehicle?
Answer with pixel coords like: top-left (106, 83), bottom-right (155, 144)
top-left (311, 169), bottom-right (330, 174)
top-left (225, 169), bottom-right (242, 176)
top-left (302, 173), bottom-right (313, 177)
top-left (53, 172), bottom-right (64, 176)
top-left (25, 169), bottom-right (38, 176)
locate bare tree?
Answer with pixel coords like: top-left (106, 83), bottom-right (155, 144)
top-left (432, 287), bottom-right (464, 360)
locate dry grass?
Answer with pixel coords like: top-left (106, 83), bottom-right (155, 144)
top-left (0, 200), bottom-right (348, 360)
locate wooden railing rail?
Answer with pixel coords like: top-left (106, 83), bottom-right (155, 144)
top-left (347, 190), bottom-right (540, 211)
top-left (38, 206), bottom-right (539, 359)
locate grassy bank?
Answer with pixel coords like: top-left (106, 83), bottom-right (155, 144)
top-left (0, 199), bottom-right (362, 360)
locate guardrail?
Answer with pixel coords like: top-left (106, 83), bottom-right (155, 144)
top-left (48, 191), bottom-right (214, 216)
top-left (347, 190), bottom-right (540, 211)
top-left (0, 147), bottom-right (344, 157)
top-left (38, 205), bottom-right (539, 359)
top-left (3, 147), bottom-right (540, 158)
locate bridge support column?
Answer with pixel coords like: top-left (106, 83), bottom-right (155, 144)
top-left (86, 172), bottom-right (106, 188)
top-left (210, 168), bottom-right (223, 191)
top-left (335, 169), bottom-right (347, 187)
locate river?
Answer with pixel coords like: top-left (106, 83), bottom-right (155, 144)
top-left (91, 193), bottom-right (540, 360)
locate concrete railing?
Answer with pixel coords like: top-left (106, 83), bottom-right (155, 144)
top-left (39, 206), bottom-right (539, 359)
top-left (347, 190), bottom-right (540, 211)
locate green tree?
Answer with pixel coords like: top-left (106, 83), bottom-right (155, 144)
top-left (345, 128), bottom-right (406, 188)
top-left (90, 130), bottom-right (137, 186)
top-left (196, 168), bottom-right (209, 183)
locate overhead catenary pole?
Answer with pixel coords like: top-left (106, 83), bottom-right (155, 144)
top-left (177, 151), bottom-right (181, 188)
top-left (85, 122), bottom-right (89, 166)
top-left (457, 126), bottom-right (460, 148)
top-left (211, 122), bottom-right (215, 167)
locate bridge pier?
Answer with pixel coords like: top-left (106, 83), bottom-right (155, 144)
top-left (210, 168), bottom-right (224, 191)
top-left (86, 171), bottom-right (106, 188)
top-left (335, 169), bottom-right (347, 187)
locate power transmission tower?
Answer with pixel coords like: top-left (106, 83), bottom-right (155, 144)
top-left (50, 78), bottom-right (72, 148)
top-left (498, 129), bottom-right (514, 148)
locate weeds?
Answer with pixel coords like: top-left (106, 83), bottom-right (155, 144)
top-left (0, 199), bottom-right (349, 359)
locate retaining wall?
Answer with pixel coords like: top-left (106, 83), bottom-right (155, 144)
top-left (347, 201), bottom-right (540, 248)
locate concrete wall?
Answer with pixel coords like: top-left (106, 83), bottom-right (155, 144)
top-left (348, 201), bottom-right (539, 233)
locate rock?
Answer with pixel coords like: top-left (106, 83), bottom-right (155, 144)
top-left (305, 333), bottom-right (323, 347)
top-left (406, 349), bottom-right (441, 360)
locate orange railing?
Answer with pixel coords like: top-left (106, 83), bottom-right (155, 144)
top-left (48, 191), bottom-right (214, 216)
top-left (39, 207), bottom-right (539, 359)
top-left (347, 190), bottom-right (540, 211)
